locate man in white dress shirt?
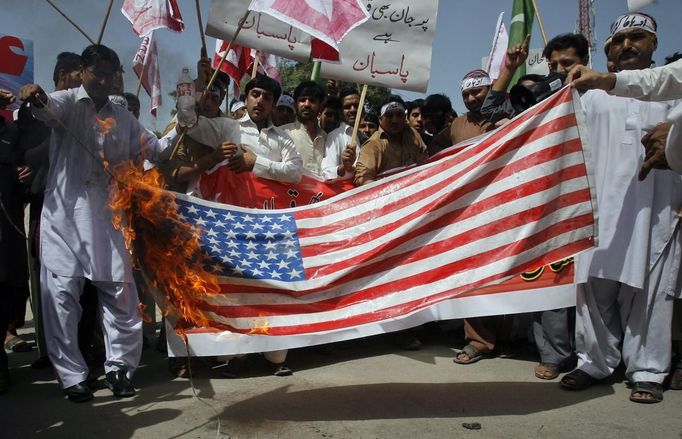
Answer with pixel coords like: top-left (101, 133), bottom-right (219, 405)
top-left (559, 13), bottom-right (682, 404)
top-left (20, 45), bottom-right (178, 402)
top-left (219, 75), bottom-right (302, 377)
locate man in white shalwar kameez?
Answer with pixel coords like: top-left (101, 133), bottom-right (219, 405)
top-left (559, 13), bottom-right (682, 404)
top-left (20, 45), bottom-right (178, 402)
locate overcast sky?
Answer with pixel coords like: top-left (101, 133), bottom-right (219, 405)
top-left (2, 0), bottom-right (681, 130)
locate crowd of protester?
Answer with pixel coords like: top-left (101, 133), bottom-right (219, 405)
top-left (1, 10), bottom-right (681, 407)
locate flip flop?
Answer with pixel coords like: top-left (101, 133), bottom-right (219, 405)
top-left (560, 369), bottom-right (601, 390)
top-left (452, 344), bottom-right (492, 365)
top-left (535, 362), bottom-right (560, 380)
top-left (630, 381), bottom-right (663, 404)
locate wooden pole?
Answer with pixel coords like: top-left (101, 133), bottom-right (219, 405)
top-left (530, 0), bottom-right (549, 46)
top-left (195, 0), bottom-right (207, 55)
top-left (169, 10), bottom-right (252, 161)
top-left (45, 0), bottom-right (95, 44)
top-left (350, 84), bottom-right (368, 148)
top-left (97, 0), bottom-right (114, 44)
top-left (251, 52), bottom-right (260, 78)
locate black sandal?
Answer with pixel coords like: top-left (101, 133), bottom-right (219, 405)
top-left (560, 369), bottom-right (601, 390)
top-left (629, 381), bottom-right (663, 404)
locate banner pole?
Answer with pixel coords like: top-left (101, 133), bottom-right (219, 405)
top-left (45, 0), bottom-right (95, 44)
top-left (530, 0), bottom-right (549, 46)
top-left (350, 84), bottom-right (368, 148)
top-left (251, 52), bottom-right (260, 78)
top-left (195, 0), bottom-right (208, 55)
top-left (96, 0), bottom-right (114, 44)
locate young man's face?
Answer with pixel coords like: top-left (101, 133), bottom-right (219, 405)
top-left (319, 106), bottom-right (341, 133)
top-left (407, 107), bottom-right (423, 132)
top-left (246, 87), bottom-right (275, 123)
top-left (461, 86), bottom-right (489, 113)
top-left (198, 89), bottom-right (222, 117)
top-left (548, 47), bottom-right (584, 73)
top-left (81, 60), bottom-right (117, 103)
top-left (359, 118), bottom-right (378, 138)
top-left (342, 93), bottom-right (360, 126)
top-left (296, 95), bottom-right (321, 123)
top-left (379, 110), bottom-right (405, 136)
top-left (610, 28), bottom-right (657, 71)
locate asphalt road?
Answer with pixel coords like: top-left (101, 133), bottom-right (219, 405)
top-left (3, 320), bottom-right (682, 439)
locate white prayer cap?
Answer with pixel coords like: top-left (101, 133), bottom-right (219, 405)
top-left (276, 94), bottom-right (295, 112)
top-left (230, 100), bottom-right (246, 113)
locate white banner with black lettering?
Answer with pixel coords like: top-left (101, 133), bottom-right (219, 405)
top-left (320, 0), bottom-right (439, 92)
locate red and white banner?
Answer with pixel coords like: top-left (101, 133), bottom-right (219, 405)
top-left (132, 32), bottom-right (161, 117)
top-left (213, 39), bottom-right (251, 97)
top-left (167, 88), bottom-right (596, 356)
top-left (248, 0), bottom-right (370, 51)
top-left (122, 0), bottom-right (184, 37)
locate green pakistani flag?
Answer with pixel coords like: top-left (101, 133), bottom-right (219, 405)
top-left (508, 0), bottom-right (535, 87)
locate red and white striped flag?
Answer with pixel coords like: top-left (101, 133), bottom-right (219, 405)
top-left (122, 0), bottom-right (184, 37)
top-left (213, 39), bottom-right (251, 97)
top-left (132, 32), bottom-right (161, 117)
top-left (167, 88), bottom-right (596, 355)
top-left (248, 0), bottom-right (369, 51)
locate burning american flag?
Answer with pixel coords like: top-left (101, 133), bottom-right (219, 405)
top-left (138, 87), bottom-right (598, 356)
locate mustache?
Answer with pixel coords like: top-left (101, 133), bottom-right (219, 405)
top-left (619, 48), bottom-right (639, 60)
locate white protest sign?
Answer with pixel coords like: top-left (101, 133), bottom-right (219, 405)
top-left (206, 0), bottom-right (311, 62)
top-left (320, 1), bottom-right (439, 92)
top-left (481, 48), bottom-right (549, 77)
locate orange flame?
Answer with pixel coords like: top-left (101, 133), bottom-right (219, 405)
top-left (109, 162), bottom-right (219, 333)
top-left (96, 116), bottom-right (117, 136)
top-left (248, 315), bottom-right (271, 335)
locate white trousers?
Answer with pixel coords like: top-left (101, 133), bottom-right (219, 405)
top-left (575, 242), bottom-right (676, 384)
top-left (41, 265), bottom-right (142, 388)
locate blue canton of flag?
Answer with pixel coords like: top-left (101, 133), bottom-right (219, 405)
top-left (175, 199), bottom-right (306, 281)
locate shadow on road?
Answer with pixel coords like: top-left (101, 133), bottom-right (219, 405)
top-left (222, 381), bottom-right (614, 423)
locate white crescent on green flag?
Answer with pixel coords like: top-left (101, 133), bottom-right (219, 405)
top-left (319, 0), bottom-right (439, 92)
top-left (508, 0), bottom-right (535, 87)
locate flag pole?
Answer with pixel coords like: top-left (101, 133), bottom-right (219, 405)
top-left (350, 84), bottom-right (368, 147)
top-left (195, 0), bottom-right (207, 55)
top-left (530, 0), bottom-right (549, 46)
top-left (169, 10), bottom-right (252, 161)
top-left (97, 0), bottom-right (114, 44)
top-left (45, 0), bottom-right (95, 44)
